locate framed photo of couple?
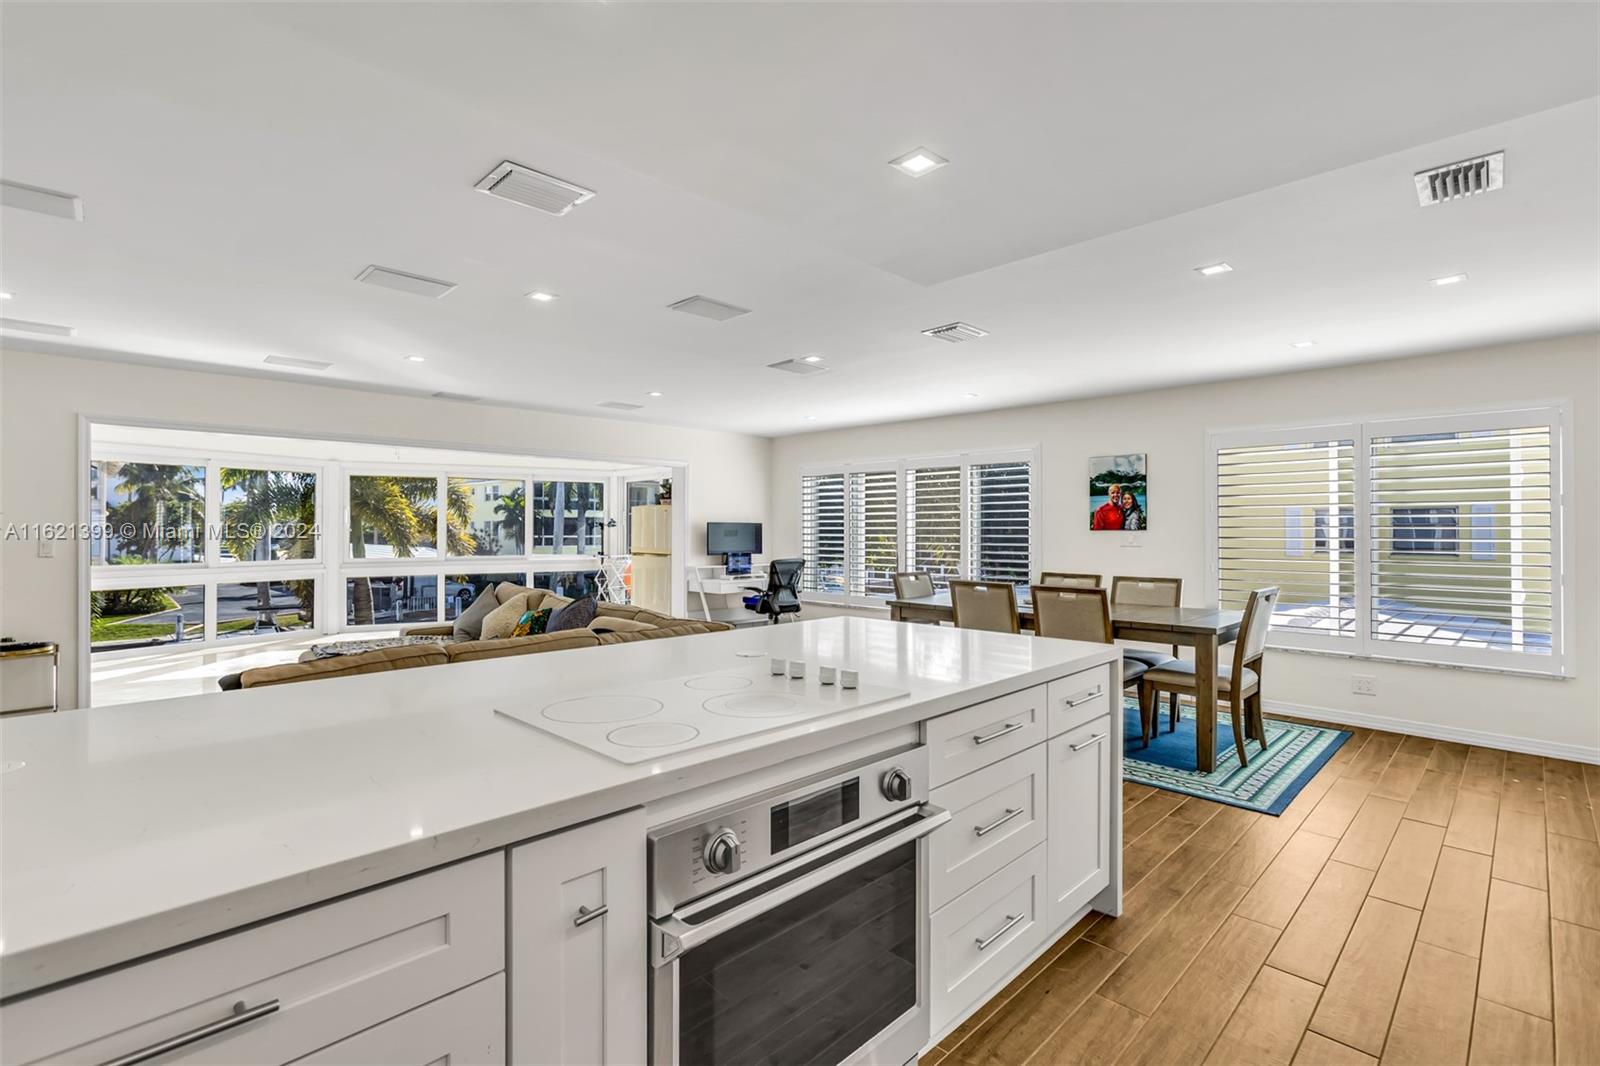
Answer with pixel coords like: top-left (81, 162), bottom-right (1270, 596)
top-left (1089, 453), bottom-right (1147, 531)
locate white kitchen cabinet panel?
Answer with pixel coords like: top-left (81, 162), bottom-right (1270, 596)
top-left (928, 844), bottom-right (1048, 1036)
top-left (928, 744), bottom-right (1047, 911)
top-left (924, 684), bottom-right (1046, 787)
top-left (291, 974), bottom-right (504, 1065)
top-left (1045, 664), bottom-right (1114, 738)
top-left (510, 809), bottom-right (647, 1066)
top-left (1046, 715), bottom-right (1113, 929)
top-left (0, 854), bottom-right (504, 1066)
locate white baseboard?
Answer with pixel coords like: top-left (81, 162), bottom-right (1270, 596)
top-left (1266, 697), bottom-right (1600, 765)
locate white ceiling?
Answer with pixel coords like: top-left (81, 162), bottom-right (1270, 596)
top-left (2, 2), bottom-right (1596, 437)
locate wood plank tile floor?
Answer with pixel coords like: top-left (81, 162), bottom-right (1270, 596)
top-left (922, 720), bottom-right (1600, 1066)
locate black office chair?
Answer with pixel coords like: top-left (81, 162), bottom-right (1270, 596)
top-left (745, 558), bottom-right (804, 624)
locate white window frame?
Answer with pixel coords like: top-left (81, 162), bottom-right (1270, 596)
top-left (798, 445), bottom-right (1041, 608)
top-left (1206, 403), bottom-right (1573, 678)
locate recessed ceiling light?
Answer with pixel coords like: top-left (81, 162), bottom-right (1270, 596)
top-left (801, 355), bottom-right (825, 364)
top-left (0, 292), bottom-right (12, 300)
top-left (1290, 340), bottom-right (1317, 349)
top-left (889, 147), bottom-right (948, 177)
top-left (646, 391), bottom-right (663, 397)
top-left (1194, 262), bottom-right (1234, 276)
top-left (803, 415), bottom-right (817, 421)
top-left (404, 355), bottom-right (426, 363)
top-left (1430, 273), bottom-right (1468, 287)
top-left (963, 392), bottom-right (980, 399)
top-left (526, 291), bottom-right (558, 302)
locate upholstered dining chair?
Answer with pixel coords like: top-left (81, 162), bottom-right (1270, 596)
top-left (1039, 572), bottom-right (1102, 589)
top-left (1138, 586), bottom-right (1279, 767)
top-left (1031, 585), bottom-right (1149, 695)
top-left (892, 572), bottom-right (936, 599)
top-left (1110, 576), bottom-right (1183, 730)
top-left (949, 581), bottom-right (1021, 635)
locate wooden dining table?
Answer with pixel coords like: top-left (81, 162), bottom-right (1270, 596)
top-left (888, 591), bottom-right (1244, 772)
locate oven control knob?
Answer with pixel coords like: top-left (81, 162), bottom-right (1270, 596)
top-left (881, 767), bottom-right (913, 802)
top-left (703, 828), bottom-right (741, 875)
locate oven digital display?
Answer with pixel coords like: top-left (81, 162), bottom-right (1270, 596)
top-left (770, 779), bottom-right (860, 853)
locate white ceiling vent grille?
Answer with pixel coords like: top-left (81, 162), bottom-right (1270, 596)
top-left (0, 318), bottom-right (76, 337)
top-left (597, 400), bottom-right (644, 411)
top-left (1414, 151), bottom-right (1504, 206)
top-left (263, 355), bottom-right (332, 370)
top-left (475, 160), bottom-right (595, 216)
top-left (921, 322), bottom-right (989, 343)
top-left (667, 295), bottom-right (752, 321)
top-left (767, 358), bottom-right (829, 376)
top-left (431, 391), bottom-right (480, 403)
top-left (356, 265), bottom-right (457, 299)
top-left (1, 179), bottom-right (83, 220)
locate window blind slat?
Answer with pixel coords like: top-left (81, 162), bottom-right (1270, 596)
top-left (968, 461), bottom-right (1032, 586)
top-left (848, 470), bottom-right (898, 597)
top-left (800, 473), bottom-right (846, 594)
top-left (906, 466), bottom-right (961, 589)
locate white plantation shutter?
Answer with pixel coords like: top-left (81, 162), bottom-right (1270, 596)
top-left (905, 466), bottom-right (962, 588)
top-left (967, 460), bottom-right (1032, 586)
top-left (1369, 422), bottom-right (1553, 657)
top-left (1215, 436), bottom-right (1357, 641)
top-left (848, 470), bottom-right (899, 596)
top-left (800, 472), bottom-right (846, 594)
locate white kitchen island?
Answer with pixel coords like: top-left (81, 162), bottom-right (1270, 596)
top-left (0, 618), bottom-right (1121, 1065)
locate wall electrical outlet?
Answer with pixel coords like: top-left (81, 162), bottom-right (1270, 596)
top-left (1351, 674), bottom-right (1377, 696)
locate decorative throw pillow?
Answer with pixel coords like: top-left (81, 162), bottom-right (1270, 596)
top-left (511, 607), bottom-right (554, 638)
top-left (588, 616), bottom-right (657, 634)
top-left (547, 596), bottom-right (599, 633)
top-left (479, 593), bottom-right (534, 641)
top-left (452, 586), bottom-right (502, 641)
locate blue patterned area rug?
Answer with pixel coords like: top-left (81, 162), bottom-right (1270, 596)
top-left (1121, 699), bottom-right (1351, 816)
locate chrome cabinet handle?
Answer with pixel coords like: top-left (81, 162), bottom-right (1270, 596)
top-left (974, 807), bottom-right (1025, 838)
top-left (1060, 687), bottom-right (1103, 708)
top-left (1069, 732), bottom-right (1108, 752)
top-left (972, 721), bottom-right (1024, 746)
top-left (101, 999), bottom-right (280, 1066)
top-left (975, 913), bottom-right (1025, 951)
top-left (574, 903), bottom-right (609, 928)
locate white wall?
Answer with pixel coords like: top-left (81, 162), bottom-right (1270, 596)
top-left (0, 348), bottom-right (771, 708)
top-left (771, 333), bottom-right (1600, 761)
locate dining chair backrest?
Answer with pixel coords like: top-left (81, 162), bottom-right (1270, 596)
top-left (1031, 586), bottom-right (1112, 643)
top-left (1109, 575), bottom-right (1183, 608)
top-left (1236, 586), bottom-right (1280, 670)
top-left (949, 581), bottom-right (1021, 635)
top-left (1039, 572), bottom-right (1102, 589)
top-left (892, 572), bottom-right (935, 599)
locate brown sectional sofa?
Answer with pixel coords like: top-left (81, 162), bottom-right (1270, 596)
top-left (229, 600), bottom-right (732, 689)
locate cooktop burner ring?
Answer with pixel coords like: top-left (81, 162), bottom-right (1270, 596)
top-left (541, 694), bottom-right (664, 724)
top-left (704, 692), bottom-right (804, 718)
top-left (606, 721), bottom-right (701, 748)
top-left (683, 674), bottom-right (754, 692)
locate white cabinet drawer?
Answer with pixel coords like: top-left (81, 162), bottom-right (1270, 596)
top-left (925, 685), bottom-right (1046, 787)
top-left (1047, 715), bottom-right (1114, 928)
top-left (928, 745), bottom-right (1047, 911)
top-left (929, 844), bottom-right (1048, 1036)
top-left (1046, 664), bottom-right (1114, 738)
top-left (292, 974), bottom-right (504, 1065)
top-left (1, 854), bottom-right (504, 1066)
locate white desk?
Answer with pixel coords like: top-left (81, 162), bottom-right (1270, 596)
top-left (687, 565), bottom-right (769, 626)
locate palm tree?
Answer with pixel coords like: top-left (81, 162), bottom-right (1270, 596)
top-left (104, 462), bottom-right (205, 563)
top-left (346, 476), bottom-right (476, 624)
top-left (494, 485), bottom-right (526, 553)
top-left (220, 469), bottom-right (318, 621)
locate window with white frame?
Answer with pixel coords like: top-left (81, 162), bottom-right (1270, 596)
top-left (1208, 406), bottom-right (1567, 673)
top-left (800, 448), bottom-right (1038, 603)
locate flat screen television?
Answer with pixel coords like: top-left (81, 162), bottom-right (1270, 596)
top-left (707, 521), bottom-right (762, 555)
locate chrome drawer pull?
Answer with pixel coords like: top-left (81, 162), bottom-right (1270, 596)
top-left (972, 721), bottom-right (1024, 746)
top-left (975, 913), bottom-right (1025, 951)
top-left (101, 999), bottom-right (280, 1066)
top-left (1069, 732), bottom-right (1108, 752)
top-left (574, 903), bottom-right (609, 927)
top-left (974, 807), bottom-right (1025, 837)
top-left (1060, 687), bottom-right (1103, 708)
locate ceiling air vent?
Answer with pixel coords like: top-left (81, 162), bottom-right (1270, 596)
top-left (1414, 151), bottom-right (1504, 206)
top-left (921, 322), bottom-right (989, 343)
top-left (356, 265), bottom-right (457, 299)
top-left (767, 357), bottom-right (829, 376)
top-left (263, 355), bottom-right (332, 370)
top-left (0, 318), bottom-right (75, 337)
top-left (667, 295), bottom-right (752, 321)
top-left (475, 160), bottom-right (595, 217)
top-left (1, 179), bottom-right (83, 221)
top-left (430, 391), bottom-right (480, 403)
top-left (597, 400), bottom-right (644, 411)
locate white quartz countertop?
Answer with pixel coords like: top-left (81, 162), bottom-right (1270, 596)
top-left (0, 618), bottom-right (1116, 999)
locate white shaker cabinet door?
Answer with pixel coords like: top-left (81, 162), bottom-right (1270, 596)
top-left (510, 809), bottom-right (647, 1066)
top-left (1046, 715), bottom-right (1113, 929)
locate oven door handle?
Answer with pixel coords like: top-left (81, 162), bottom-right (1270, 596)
top-left (651, 803), bottom-right (950, 966)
